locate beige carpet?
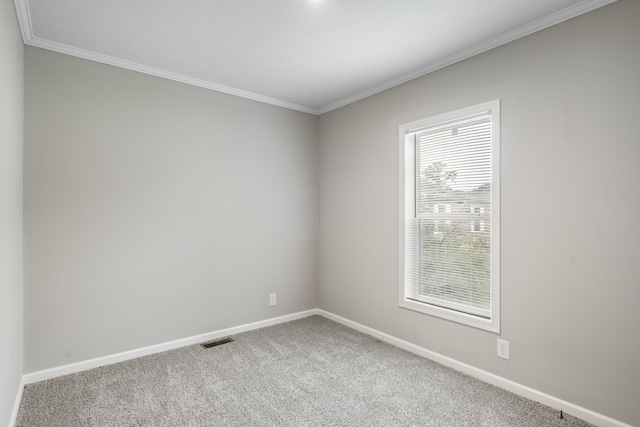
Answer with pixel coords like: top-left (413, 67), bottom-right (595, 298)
top-left (16, 316), bottom-right (593, 426)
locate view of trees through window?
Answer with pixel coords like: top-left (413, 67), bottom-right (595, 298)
top-left (417, 161), bottom-right (491, 314)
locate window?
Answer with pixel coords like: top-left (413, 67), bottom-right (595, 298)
top-left (471, 206), bottom-right (485, 232)
top-left (399, 100), bottom-right (500, 332)
top-left (433, 204), bottom-right (451, 234)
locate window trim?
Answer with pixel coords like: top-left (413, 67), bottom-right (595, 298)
top-left (398, 100), bottom-right (501, 333)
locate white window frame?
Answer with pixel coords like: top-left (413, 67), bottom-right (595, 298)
top-left (398, 100), bottom-right (500, 333)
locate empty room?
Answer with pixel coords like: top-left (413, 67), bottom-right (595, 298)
top-left (1, 0), bottom-right (639, 426)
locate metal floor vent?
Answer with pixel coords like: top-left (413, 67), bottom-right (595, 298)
top-left (201, 337), bottom-right (234, 349)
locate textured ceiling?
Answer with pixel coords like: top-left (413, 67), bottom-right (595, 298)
top-left (15, 0), bottom-right (616, 114)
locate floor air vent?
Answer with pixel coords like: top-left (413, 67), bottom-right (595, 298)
top-left (201, 337), bottom-right (234, 349)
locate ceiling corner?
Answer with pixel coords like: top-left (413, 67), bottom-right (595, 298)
top-left (315, 0), bottom-right (619, 115)
top-left (13, 0), bottom-right (33, 43)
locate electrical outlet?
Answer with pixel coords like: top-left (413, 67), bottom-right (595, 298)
top-left (497, 339), bottom-right (509, 360)
top-left (269, 293), bottom-right (277, 306)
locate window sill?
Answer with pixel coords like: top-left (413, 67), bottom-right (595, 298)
top-left (399, 297), bottom-right (500, 333)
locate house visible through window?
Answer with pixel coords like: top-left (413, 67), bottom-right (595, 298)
top-left (399, 100), bottom-right (500, 332)
top-left (471, 206), bottom-right (485, 232)
top-left (434, 204), bottom-right (451, 234)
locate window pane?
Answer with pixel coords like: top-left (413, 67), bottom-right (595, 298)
top-left (416, 219), bottom-right (490, 316)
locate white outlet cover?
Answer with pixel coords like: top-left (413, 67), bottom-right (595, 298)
top-left (497, 339), bottom-right (510, 360)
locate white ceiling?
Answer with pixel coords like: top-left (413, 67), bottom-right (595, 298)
top-left (15, 0), bottom-right (615, 114)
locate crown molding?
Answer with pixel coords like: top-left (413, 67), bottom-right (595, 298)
top-left (14, 0), bottom-right (616, 116)
top-left (316, 0), bottom-right (618, 114)
top-left (23, 36), bottom-right (320, 115)
top-left (13, 0), bottom-right (319, 115)
top-left (13, 0), bottom-right (32, 42)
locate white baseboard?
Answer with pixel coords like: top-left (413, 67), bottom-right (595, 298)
top-left (316, 309), bottom-right (630, 427)
top-left (23, 309), bottom-right (319, 385)
top-left (17, 308), bottom-right (630, 427)
top-left (9, 377), bottom-right (25, 427)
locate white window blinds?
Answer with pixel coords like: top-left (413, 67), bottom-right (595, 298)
top-left (400, 100), bottom-right (500, 332)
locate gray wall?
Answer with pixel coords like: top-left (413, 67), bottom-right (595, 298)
top-left (15, 0), bottom-right (640, 425)
top-left (24, 47), bottom-right (318, 372)
top-left (0, 1), bottom-right (24, 425)
top-left (318, 1), bottom-right (639, 425)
